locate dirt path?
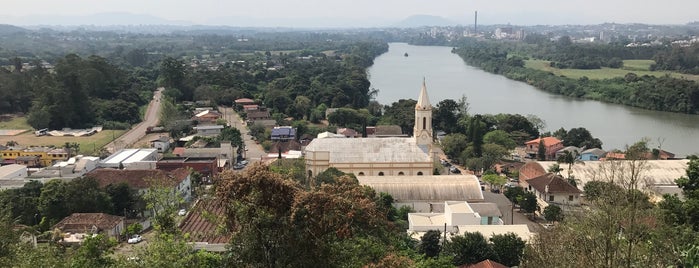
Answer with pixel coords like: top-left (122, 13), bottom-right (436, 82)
top-left (105, 88), bottom-right (163, 153)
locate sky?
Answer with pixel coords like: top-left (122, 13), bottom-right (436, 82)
top-left (1, 0), bottom-right (698, 26)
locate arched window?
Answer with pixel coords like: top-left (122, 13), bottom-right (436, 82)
top-left (358, 172), bottom-right (365, 176)
top-left (398, 172), bottom-right (405, 175)
top-left (417, 171), bottom-right (423, 176)
top-left (378, 172), bottom-right (384, 176)
top-left (307, 170), bottom-right (313, 178)
top-left (422, 117), bottom-right (426, 130)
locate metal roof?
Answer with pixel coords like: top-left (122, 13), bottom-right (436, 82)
top-left (536, 159), bottom-right (689, 188)
top-left (357, 175), bottom-right (484, 202)
top-left (305, 137), bottom-right (431, 163)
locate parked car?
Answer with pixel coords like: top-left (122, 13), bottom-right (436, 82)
top-left (239, 160), bottom-right (249, 165)
top-left (449, 166), bottom-right (461, 174)
top-left (233, 163), bottom-right (245, 170)
top-left (178, 209), bottom-right (186, 216)
top-left (127, 235), bottom-right (143, 244)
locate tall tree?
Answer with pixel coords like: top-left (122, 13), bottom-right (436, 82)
top-left (442, 232), bottom-right (495, 266)
top-left (418, 230), bottom-right (442, 258)
top-left (490, 233), bottom-right (526, 267)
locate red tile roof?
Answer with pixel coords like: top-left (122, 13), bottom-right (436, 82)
top-left (172, 147), bottom-right (185, 156)
top-left (86, 168), bottom-right (190, 189)
top-left (179, 198), bottom-right (230, 244)
top-left (527, 173), bottom-right (582, 194)
top-left (460, 259), bottom-right (508, 268)
top-left (53, 213), bottom-right (124, 233)
top-left (525, 137), bottom-right (562, 147)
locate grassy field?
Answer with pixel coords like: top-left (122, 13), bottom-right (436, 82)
top-left (524, 59), bottom-right (699, 82)
top-left (0, 117), bottom-right (125, 155)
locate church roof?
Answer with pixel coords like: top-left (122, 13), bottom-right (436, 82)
top-left (416, 79), bottom-right (431, 110)
top-left (304, 137), bottom-right (431, 163)
top-left (357, 175), bottom-right (484, 202)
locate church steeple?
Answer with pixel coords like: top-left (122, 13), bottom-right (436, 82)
top-left (416, 77), bottom-right (431, 110)
top-left (414, 78), bottom-right (433, 148)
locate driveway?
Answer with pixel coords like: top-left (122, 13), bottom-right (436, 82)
top-left (219, 106), bottom-right (267, 164)
top-left (106, 88), bottom-right (164, 153)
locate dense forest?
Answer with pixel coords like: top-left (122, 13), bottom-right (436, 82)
top-left (452, 40), bottom-right (699, 114)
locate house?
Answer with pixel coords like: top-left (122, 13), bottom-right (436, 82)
top-left (99, 148), bottom-right (159, 169)
top-left (524, 137), bottom-right (564, 160)
top-left (521, 173), bottom-right (582, 208)
top-left (13, 156), bottom-right (40, 167)
top-left (193, 125), bottom-right (224, 137)
top-left (357, 175), bottom-right (484, 212)
top-left (271, 126), bottom-right (296, 141)
top-left (580, 148), bottom-right (606, 161)
top-left (603, 152), bottom-right (626, 160)
top-left (336, 128), bottom-right (359, 138)
top-left (654, 149), bottom-right (676, 160)
top-left (461, 259), bottom-right (508, 268)
top-left (158, 157), bottom-right (218, 177)
top-left (174, 142), bottom-right (235, 171)
top-left (555, 146), bottom-right (580, 159)
top-left (234, 98), bottom-right (255, 105)
top-left (192, 110), bottom-right (222, 124)
top-left (179, 198), bottom-right (230, 252)
top-left (407, 201), bottom-right (533, 242)
top-left (525, 160), bottom-right (690, 198)
top-left (86, 168), bottom-right (193, 202)
top-left (150, 136), bottom-right (171, 153)
top-left (242, 104), bottom-right (259, 111)
top-left (53, 213), bottom-right (125, 242)
top-left (246, 108), bottom-right (271, 122)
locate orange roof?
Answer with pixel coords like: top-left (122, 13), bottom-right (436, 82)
top-left (525, 137), bottom-right (562, 147)
top-left (603, 152), bottom-right (626, 160)
top-left (460, 259), bottom-right (508, 268)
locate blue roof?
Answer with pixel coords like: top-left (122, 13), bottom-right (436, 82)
top-left (271, 127), bottom-right (296, 140)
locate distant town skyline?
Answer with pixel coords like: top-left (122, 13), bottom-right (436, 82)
top-left (2, 0), bottom-right (698, 27)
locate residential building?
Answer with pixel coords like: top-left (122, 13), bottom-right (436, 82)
top-left (172, 142), bottom-right (234, 171)
top-left (157, 157), bottom-right (218, 177)
top-left (271, 126), bottom-right (296, 141)
top-left (555, 146), bottom-right (580, 159)
top-left (304, 80), bottom-right (434, 178)
top-left (580, 148), bottom-right (606, 161)
top-left (520, 160), bottom-right (690, 198)
top-left (193, 125), bottom-right (224, 137)
top-left (14, 156), bottom-right (39, 167)
top-left (192, 109), bottom-right (222, 124)
top-left (53, 213), bottom-right (125, 242)
top-left (524, 137), bottom-right (564, 160)
top-left (336, 128), bottom-right (359, 138)
top-left (521, 173), bottom-right (582, 208)
top-left (246, 108), bottom-right (271, 122)
top-left (99, 148), bottom-right (159, 169)
top-left (179, 198), bottom-right (230, 252)
top-left (150, 136), bottom-right (171, 153)
top-left (87, 168), bottom-right (193, 202)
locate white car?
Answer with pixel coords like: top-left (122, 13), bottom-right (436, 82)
top-left (127, 235), bottom-right (142, 244)
top-left (178, 209), bottom-right (186, 216)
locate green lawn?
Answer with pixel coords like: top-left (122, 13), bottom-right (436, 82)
top-left (0, 116), bottom-right (31, 129)
top-left (524, 59), bottom-right (699, 82)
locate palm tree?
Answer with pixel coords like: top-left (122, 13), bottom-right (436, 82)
top-left (557, 150), bottom-right (584, 186)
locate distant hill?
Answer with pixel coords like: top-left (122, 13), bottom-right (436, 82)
top-left (0, 24), bottom-right (29, 35)
top-left (394, 15), bottom-right (458, 27)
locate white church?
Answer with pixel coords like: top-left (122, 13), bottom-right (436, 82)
top-left (304, 80), bottom-right (436, 178)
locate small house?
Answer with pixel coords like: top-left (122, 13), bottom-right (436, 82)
top-left (193, 125), bottom-right (224, 137)
top-left (150, 136), bottom-right (171, 153)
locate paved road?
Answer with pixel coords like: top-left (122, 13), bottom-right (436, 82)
top-left (106, 88), bottom-right (164, 153)
top-left (219, 106), bottom-right (267, 164)
top-left (482, 190), bottom-right (542, 232)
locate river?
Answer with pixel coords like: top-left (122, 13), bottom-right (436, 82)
top-left (368, 43), bottom-right (699, 157)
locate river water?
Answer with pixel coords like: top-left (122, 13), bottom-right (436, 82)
top-left (368, 42), bottom-right (699, 157)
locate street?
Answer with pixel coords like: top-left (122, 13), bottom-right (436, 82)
top-left (219, 106), bottom-right (267, 164)
top-left (105, 88), bottom-right (164, 153)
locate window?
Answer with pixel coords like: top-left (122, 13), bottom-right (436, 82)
top-left (358, 172), bottom-right (364, 176)
top-left (549, 195), bottom-right (554, 202)
top-left (307, 170), bottom-right (313, 178)
top-left (398, 172), bottom-right (404, 175)
top-left (422, 117), bottom-right (426, 130)
top-left (568, 195), bottom-right (574, 201)
top-left (378, 172), bottom-right (384, 176)
top-left (417, 172), bottom-right (423, 176)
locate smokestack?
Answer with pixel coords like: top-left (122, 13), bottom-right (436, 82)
top-left (474, 11), bottom-right (478, 34)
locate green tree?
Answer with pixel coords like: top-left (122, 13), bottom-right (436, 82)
top-left (440, 133), bottom-right (469, 161)
top-left (482, 174), bottom-right (507, 190)
top-left (442, 232), bottom-right (495, 266)
top-left (38, 180), bottom-right (69, 225)
top-left (418, 230), bottom-right (442, 258)
top-left (537, 141), bottom-right (546, 161)
top-left (519, 191), bottom-right (539, 214)
top-left (71, 234), bottom-right (117, 268)
top-left (543, 204), bottom-right (564, 222)
top-left (481, 143), bottom-right (508, 171)
top-left (483, 130), bottom-right (516, 150)
top-left (380, 99), bottom-right (417, 135)
top-left (490, 233), bottom-right (526, 267)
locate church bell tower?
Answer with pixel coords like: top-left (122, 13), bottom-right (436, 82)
top-left (414, 78), bottom-right (433, 147)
